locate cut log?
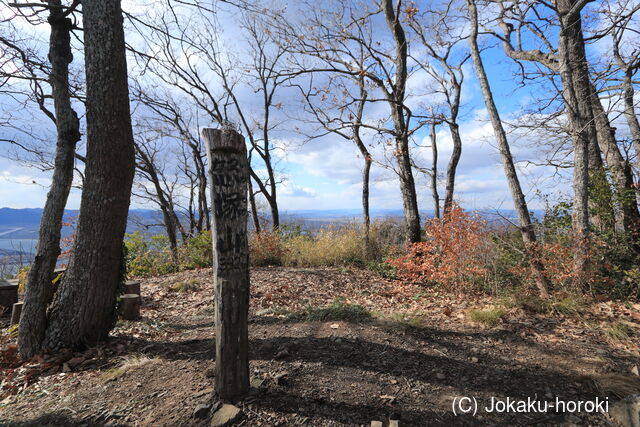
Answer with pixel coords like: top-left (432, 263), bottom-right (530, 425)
top-left (0, 282), bottom-right (19, 311)
top-left (11, 302), bottom-right (23, 326)
top-left (120, 294), bottom-right (140, 320)
top-left (202, 128), bottom-right (250, 400)
top-left (124, 280), bottom-right (141, 302)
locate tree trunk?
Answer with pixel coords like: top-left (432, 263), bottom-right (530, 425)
top-left (135, 145), bottom-right (179, 259)
top-left (382, 0), bottom-right (421, 244)
top-left (42, 0), bottom-right (136, 351)
top-left (396, 137), bottom-right (422, 243)
top-left (622, 69), bottom-right (640, 172)
top-left (586, 129), bottom-right (615, 234)
top-left (467, 0), bottom-right (550, 298)
top-left (19, 4), bottom-right (81, 359)
top-left (430, 122), bottom-right (440, 219)
top-left (248, 178), bottom-right (261, 234)
top-left (353, 76), bottom-right (372, 257)
top-left (202, 128), bottom-right (250, 400)
top-left (443, 122), bottom-right (462, 215)
top-left (556, 0), bottom-right (593, 287)
top-left (362, 155), bottom-right (372, 253)
top-left (588, 81), bottom-right (639, 234)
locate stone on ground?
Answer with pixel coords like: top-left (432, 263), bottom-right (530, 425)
top-left (608, 395), bottom-right (640, 427)
top-left (210, 404), bottom-right (242, 427)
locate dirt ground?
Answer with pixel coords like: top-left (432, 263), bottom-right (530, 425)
top-left (1, 266), bottom-right (639, 426)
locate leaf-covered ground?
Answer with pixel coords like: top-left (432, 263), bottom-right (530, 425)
top-left (1, 266), bottom-right (639, 426)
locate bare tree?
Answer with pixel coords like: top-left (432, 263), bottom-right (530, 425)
top-left (491, 0), bottom-right (636, 282)
top-left (275, 0), bottom-right (425, 242)
top-left (42, 0), bottom-right (136, 352)
top-left (296, 68), bottom-right (374, 252)
top-left (467, 0), bottom-right (550, 297)
top-left (127, 1), bottom-right (284, 230)
top-left (132, 130), bottom-right (185, 259)
top-left (409, 5), bottom-right (470, 215)
top-left (132, 87), bottom-right (210, 235)
top-left (5, 0), bottom-right (83, 359)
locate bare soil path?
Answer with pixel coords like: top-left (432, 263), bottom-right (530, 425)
top-left (1, 267), bottom-right (639, 426)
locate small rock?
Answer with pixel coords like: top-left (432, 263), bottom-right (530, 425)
top-left (193, 403), bottom-right (211, 419)
top-left (632, 366), bottom-right (639, 377)
top-left (194, 387), bottom-right (214, 398)
top-left (205, 368), bottom-right (215, 378)
top-left (608, 395), bottom-right (640, 427)
top-left (330, 323), bottom-right (339, 329)
top-left (250, 377), bottom-right (264, 388)
top-left (470, 357), bottom-right (479, 363)
top-left (210, 404), bottom-right (242, 427)
top-left (274, 372), bottom-right (287, 385)
top-left (62, 363), bottom-right (71, 373)
top-left (436, 373), bottom-right (446, 380)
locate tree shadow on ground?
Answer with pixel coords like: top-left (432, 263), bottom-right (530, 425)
top-left (1, 412), bottom-right (119, 427)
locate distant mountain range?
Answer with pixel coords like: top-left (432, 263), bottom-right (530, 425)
top-left (0, 206), bottom-right (536, 229)
top-left (0, 208), bottom-right (162, 228)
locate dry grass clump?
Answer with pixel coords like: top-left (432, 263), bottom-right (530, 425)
top-left (101, 355), bottom-right (161, 382)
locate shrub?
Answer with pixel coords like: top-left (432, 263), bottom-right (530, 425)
top-left (390, 203), bottom-right (488, 289)
top-left (125, 231), bottom-right (176, 277)
top-left (178, 231), bottom-right (213, 270)
top-left (284, 225), bottom-right (365, 267)
top-left (249, 231), bottom-right (287, 266)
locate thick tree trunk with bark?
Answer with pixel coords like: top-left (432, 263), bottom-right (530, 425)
top-left (467, 0), bottom-right (550, 298)
top-left (588, 81), bottom-right (639, 234)
top-left (556, 0), bottom-right (593, 286)
top-left (621, 70), bottom-right (640, 169)
top-left (19, 3), bottom-right (81, 359)
top-left (202, 128), bottom-right (250, 400)
top-left (382, 0), bottom-right (421, 243)
top-left (587, 130), bottom-right (615, 234)
top-left (42, 0), bottom-right (136, 351)
top-left (396, 137), bottom-right (422, 243)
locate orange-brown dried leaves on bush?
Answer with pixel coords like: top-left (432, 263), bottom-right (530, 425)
top-left (390, 203), bottom-right (488, 288)
top-left (249, 231), bottom-right (288, 267)
top-left (512, 237), bottom-right (613, 293)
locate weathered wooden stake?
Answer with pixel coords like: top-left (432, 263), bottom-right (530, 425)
top-left (202, 128), bottom-right (250, 400)
top-left (120, 294), bottom-right (140, 320)
top-left (11, 302), bottom-right (23, 326)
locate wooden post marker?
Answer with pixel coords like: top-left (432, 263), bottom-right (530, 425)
top-left (10, 302), bottom-right (23, 326)
top-left (202, 128), bottom-right (250, 400)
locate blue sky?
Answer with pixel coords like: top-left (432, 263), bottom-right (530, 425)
top-left (1, 0), bottom-right (623, 213)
